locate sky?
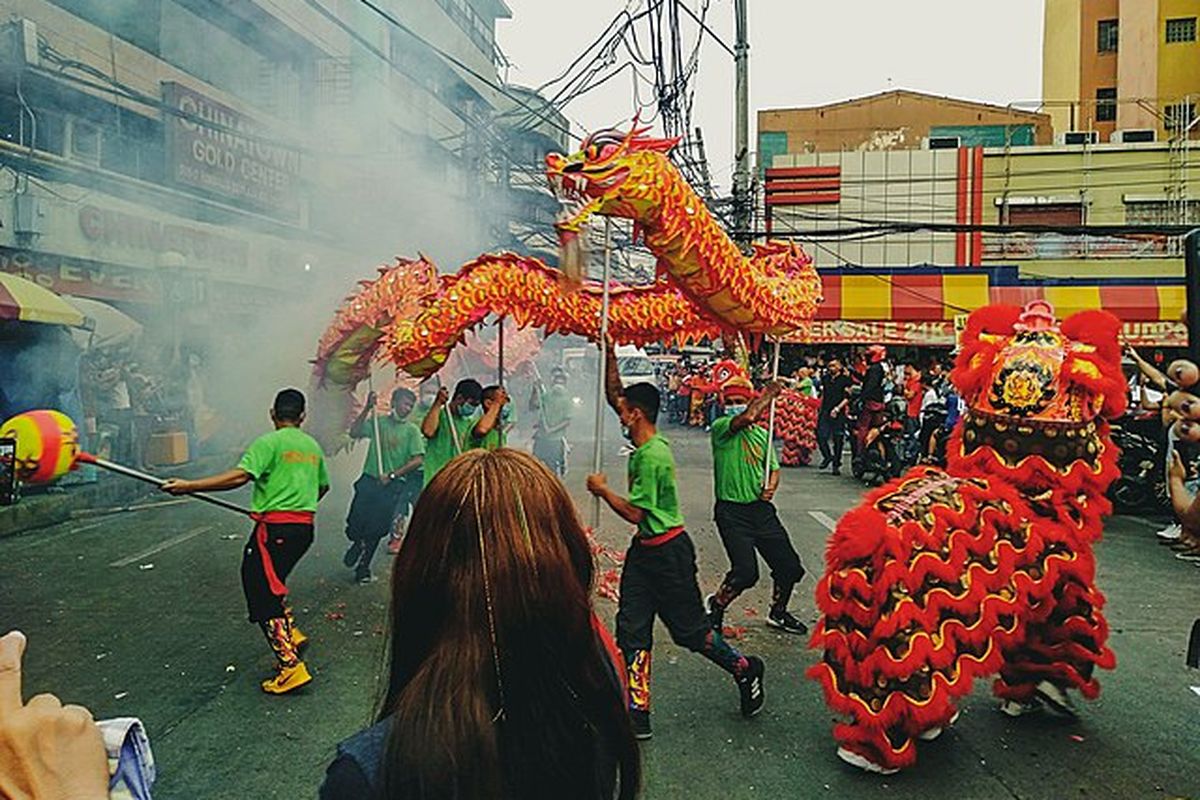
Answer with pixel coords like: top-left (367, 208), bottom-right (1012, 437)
top-left (496, 0), bottom-right (1045, 192)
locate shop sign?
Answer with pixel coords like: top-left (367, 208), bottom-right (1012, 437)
top-left (162, 82), bottom-right (303, 221)
top-left (78, 205), bottom-right (248, 269)
top-left (790, 317), bottom-right (1187, 348)
top-left (0, 247), bottom-right (160, 303)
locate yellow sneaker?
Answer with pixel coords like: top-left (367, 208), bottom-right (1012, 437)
top-left (261, 662), bottom-right (312, 695)
top-left (291, 625), bottom-right (309, 652)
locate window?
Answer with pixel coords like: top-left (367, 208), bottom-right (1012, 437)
top-left (1126, 200), bottom-right (1200, 226)
top-left (1166, 17), bottom-right (1197, 43)
top-left (1165, 102), bottom-right (1197, 132)
top-left (1098, 19), bottom-right (1119, 52)
top-left (1004, 203), bottom-right (1084, 226)
top-left (1096, 87), bottom-right (1117, 122)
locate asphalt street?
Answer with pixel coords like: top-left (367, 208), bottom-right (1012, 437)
top-left (1, 425), bottom-right (1198, 799)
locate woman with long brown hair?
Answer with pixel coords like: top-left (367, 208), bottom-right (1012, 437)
top-left (320, 448), bottom-right (640, 799)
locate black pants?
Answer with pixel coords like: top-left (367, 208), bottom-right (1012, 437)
top-left (817, 413), bottom-right (846, 467)
top-left (345, 474), bottom-right (419, 570)
top-left (616, 533), bottom-right (712, 654)
top-left (242, 522), bottom-right (313, 623)
top-left (713, 500), bottom-right (804, 606)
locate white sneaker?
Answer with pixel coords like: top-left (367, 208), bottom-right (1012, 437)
top-left (1035, 681), bottom-right (1078, 717)
top-left (836, 746), bottom-right (899, 775)
top-left (999, 698), bottom-right (1042, 717)
top-left (1156, 524), bottom-right (1183, 542)
top-left (918, 710), bottom-right (960, 741)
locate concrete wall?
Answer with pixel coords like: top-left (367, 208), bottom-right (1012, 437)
top-left (1043, 0), bottom-right (1083, 134)
top-left (1079, 0), bottom-right (1120, 138)
top-left (1118, 0), bottom-right (1162, 130)
top-left (757, 91), bottom-right (1051, 154)
top-left (1158, 0), bottom-right (1200, 113)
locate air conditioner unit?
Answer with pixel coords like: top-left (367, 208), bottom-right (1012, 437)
top-left (2, 19), bottom-right (40, 68)
top-left (1112, 128), bottom-right (1156, 143)
top-left (1057, 131), bottom-right (1100, 145)
top-left (925, 135), bottom-right (961, 150)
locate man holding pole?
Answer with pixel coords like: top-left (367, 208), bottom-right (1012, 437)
top-left (530, 366), bottom-right (572, 475)
top-left (420, 379), bottom-right (482, 486)
top-left (586, 343), bottom-right (766, 740)
top-left (705, 379), bottom-right (808, 635)
top-left (342, 387), bottom-right (424, 583)
top-left (162, 388), bottom-right (328, 695)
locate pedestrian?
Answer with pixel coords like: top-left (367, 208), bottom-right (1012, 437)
top-left (531, 366), bottom-right (573, 475)
top-left (319, 450), bottom-right (640, 800)
top-left (705, 380), bottom-right (808, 635)
top-left (586, 343), bottom-right (766, 741)
top-left (420, 378), bottom-right (482, 486)
top-left (162, 388), bottom-right (329, 694)
top-left (902, 363), bottom-right (924, 465)
top-left (855, 345), bottom-right (888, 454)
top-left (817, 358), bottom-right (852, 475)
top-left (342, 388), bottom-right (424, 583)
top-left (472, 384), bottom-right (511, 450)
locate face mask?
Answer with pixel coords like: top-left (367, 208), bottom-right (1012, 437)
top-left (456, 403), bottom-right (477, 418)
top-left (724, 404), bottom-right (748, 417)
top-left (620, 424), bottom-right (632, 442)
top-left (500, 406), bottom-right (512, 423)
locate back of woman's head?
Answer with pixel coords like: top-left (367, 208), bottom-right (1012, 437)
top-left (380, 448), bottom-right (638, 800)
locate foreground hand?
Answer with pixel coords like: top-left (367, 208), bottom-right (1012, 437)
top-left (763, 381), bottom-right (784, 399)
top-left (160, 478), bottom-right (193, 495)
top-left (759, 485), bottom-right (777, 502)
top-left (0, 631), bottom-right (108, 800)
top-left (586, 473), bottom-right (608, 497)
top-left (435, 387), bottom-right (450, 406)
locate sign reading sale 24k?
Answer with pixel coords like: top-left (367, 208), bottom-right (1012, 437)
top-left (162, 82), bottom-right (304, 222)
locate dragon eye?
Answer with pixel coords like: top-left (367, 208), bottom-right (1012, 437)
top-left (586, 145), bottom-right (599, 160)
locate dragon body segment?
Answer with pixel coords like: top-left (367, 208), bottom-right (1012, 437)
top-left (314, 127), bottom-right (821, 382)
top-left (810, 302), bottom-right (1126, 773)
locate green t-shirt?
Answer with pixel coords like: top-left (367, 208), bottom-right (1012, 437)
top-left (710, 415), bottom-right (779, 504)
top-left (473, 406), bottom-right (515, 452)
top-left (237, 426), bottom-right (329, 513)
top-left (627, 433), bottom-right (685, 538)
top-left (422, 407), bottom-right (481, 486)
top-left (359, 413), bottom-right (425, 478)
top-left (536, 385), bottom-right (573, 437)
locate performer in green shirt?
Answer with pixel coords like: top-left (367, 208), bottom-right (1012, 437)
top-left (421, 379), bottom-right (483, 486)
top-left (586, 343), bottom-right (766, 741)
top-left (162, 388), bottom-right (328, 695)
top-left (472, 384), bottom-right (512, 451)
top-left (706, 380), bottom-right (807, 635)
top-left (342, 387), bottom-right (424, 583)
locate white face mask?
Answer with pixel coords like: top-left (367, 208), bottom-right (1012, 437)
top-left (724, 404), bottom-right (748, 417)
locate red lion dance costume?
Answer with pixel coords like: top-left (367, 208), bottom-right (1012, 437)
top-left (809, 301), bottom-right (1126, 774)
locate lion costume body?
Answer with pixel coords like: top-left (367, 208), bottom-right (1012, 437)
top-left (809, 302), bottom-right (1127, 773)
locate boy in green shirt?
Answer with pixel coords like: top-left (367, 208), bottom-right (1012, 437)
top-left (162, 388), bottom-right (328, 695)
top-left (472, 384), bottom-right (511, 451)
top-left (421, 379), bottom-right (483, 485)
top-left (586, 344), bottom-right (766, 740)
top-left (342, 387), bottom-right (424, 583)
top-left (706, 380), bottom-right (807, 636)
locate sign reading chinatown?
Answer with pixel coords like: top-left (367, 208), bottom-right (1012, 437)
top-left (162, 82), bottom-right (303, 221)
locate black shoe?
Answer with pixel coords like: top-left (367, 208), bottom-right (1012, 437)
top-left (831, 467), bottom-right (842, 476)
top-left (737, 656), bottom-right (766, 718)
top-left (818, 459), bottom-right (831, 470)
top-left (704, 594), bottom-right (725, 630)
top-left (630, 709), bottom-right (652, 740)
top-left (354, 566), bottom-right (374, 584)
top-left (343, 541), bottom-right (363, 568)
top-left (766, 609), bottom-right (809, 636)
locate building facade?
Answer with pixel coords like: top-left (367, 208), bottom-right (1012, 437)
top-left (1044, 0), bottom-right (1200, 141)
top-left (757, 90), bottom-right (1052, 167)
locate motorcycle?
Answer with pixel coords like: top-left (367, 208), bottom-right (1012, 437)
top-left (852, 397), bottom-right (907, 486)
top-left (1108, 415), bottom-right (1165, 514)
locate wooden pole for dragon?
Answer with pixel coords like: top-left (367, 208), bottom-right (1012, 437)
top-left (498, 316), bottom-right (506, 388)
top-left (762, 337), bottom-right (781, 489)
top-left (367, 369), bottom-right (384, 476)
top-left (76, 453), bottom-right (250, 515)
top-left (591, 219), bottom-right (613, 530)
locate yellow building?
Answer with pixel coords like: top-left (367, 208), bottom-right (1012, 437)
top-left (1044, 0), bottom-right (1200, 141)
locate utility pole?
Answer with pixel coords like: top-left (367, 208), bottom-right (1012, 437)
top-left (732, 0), bottom-right (750, 247)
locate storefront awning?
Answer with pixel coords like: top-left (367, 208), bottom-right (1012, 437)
top-left (0, 273), bottom-right (85, 327)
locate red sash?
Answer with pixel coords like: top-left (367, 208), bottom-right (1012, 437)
top-left (250, 511), bottom-right (314, 596)
top-left (636, 526), bottom-right (685, 548)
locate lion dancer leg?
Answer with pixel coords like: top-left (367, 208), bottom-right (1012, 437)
top-left (995, 550), bottom-right (1115, 716)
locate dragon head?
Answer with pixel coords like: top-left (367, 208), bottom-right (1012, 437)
top-left (708, 359), bottom-right (756, 404)
top-left (546, 125), bottom-right (679, 240)
top-left (950, 301), bottom-right (1126, 477)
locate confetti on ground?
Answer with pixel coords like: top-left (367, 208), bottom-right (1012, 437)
top-left (1070, 734), bottom-right (1085, 742)
top-left (743, 607), bottom-right (759, 618)
top-left (325, 612), bottom-right (345, 621)
top-left (722, 625), bottom-right (748, 640)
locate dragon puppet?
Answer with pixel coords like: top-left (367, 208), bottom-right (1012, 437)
top-left (312, 126), bottom-right (822, 399)
top-left (809, 301), bottom-right (1127, 775)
